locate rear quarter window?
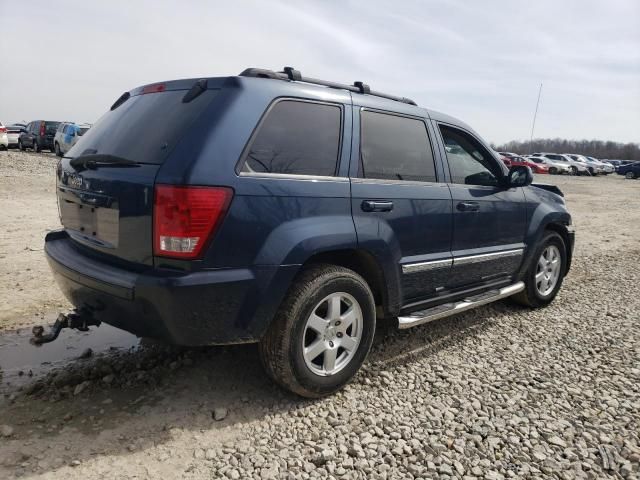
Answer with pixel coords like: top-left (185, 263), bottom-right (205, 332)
top-left (241, 100), bottom-right (342, 177)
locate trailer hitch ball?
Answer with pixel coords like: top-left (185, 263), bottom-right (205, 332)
top-left (30, 311), bottom-right (100, 346)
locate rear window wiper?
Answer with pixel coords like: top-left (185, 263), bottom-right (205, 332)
top-left (69, 154), bottom-right (139, 171)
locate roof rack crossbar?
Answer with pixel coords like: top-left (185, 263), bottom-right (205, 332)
top-left (239, 67), bottom-right (417, 106)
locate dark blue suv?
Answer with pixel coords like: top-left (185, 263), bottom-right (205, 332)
top-left (44, 67), bottom-right (574, 397)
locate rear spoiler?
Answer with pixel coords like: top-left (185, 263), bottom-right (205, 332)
top-left (532, 183), bottom-right (564, 197)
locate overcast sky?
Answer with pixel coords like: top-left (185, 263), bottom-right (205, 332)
top-left (1, 0), bottom-right (638, 144)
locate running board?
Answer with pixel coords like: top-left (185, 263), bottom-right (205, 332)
top-left (397, 281), bottom-right (524, 329)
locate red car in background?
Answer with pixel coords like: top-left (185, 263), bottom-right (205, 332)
top-left (498, 151), bottom-right (549, 174)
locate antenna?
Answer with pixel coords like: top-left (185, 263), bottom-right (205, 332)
top-left (529, 82), bottom-right (543, 154)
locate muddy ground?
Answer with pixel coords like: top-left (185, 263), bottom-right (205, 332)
top-left (0, 150), bottom-right (638, 479)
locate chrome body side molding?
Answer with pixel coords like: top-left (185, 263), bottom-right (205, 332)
top-left (401, 248), bottom-right (524, 274)
top-left (452, 248), bottom-right (523, 266)
top-left (401, 258), bottom-right (452, 274)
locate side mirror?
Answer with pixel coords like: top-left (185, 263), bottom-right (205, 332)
top-left (507, 165), bottom-right (533, 187)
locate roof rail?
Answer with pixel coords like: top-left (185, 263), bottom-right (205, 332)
top-left (239, 66), bottom-right (417, 106)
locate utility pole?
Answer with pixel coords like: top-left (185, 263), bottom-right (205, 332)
top-left (529, 82), bottom-right (543, 154)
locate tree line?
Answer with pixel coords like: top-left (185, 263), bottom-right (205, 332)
top-left (491, 139), bottom-right (640, 160)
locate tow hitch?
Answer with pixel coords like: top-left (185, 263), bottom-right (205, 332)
top-left (31, 310), bottom-right (101, 345)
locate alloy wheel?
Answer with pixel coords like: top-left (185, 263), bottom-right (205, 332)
top-left (302, 292), bottom-right (363, 377)
top-left (535, 245), bottom-right (562, 297)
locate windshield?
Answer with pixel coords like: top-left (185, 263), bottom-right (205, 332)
top-left (78, 127), bottom-right (90, 136)
top-left (67, 89), bottom-right (217, 164)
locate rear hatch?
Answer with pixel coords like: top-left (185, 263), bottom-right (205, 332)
top-left (57, 80), bottom-right (218, 266)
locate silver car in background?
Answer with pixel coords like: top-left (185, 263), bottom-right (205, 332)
top-left (567, 154), bottom-right (605, 175)
top-left (533, 152), bottom-right (590, 175)
top-left (525, 155), bottom-right (571, 174)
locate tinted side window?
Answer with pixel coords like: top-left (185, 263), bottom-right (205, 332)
top-left (242, 100), bottom-right (341, 177)
top-left (440, 125), bottom-right (501, 187)
top-left (360, 111), bottom-right (436, 182)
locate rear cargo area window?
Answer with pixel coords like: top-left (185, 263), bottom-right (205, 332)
top-left (360, 111), bottom-right (437, 183)
top-left (242, 100), bottom-right (341, 177)
top-left (66, 89), bottom-right (217, 164)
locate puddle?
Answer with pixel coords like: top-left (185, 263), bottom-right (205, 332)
top-left (0, 315), bottom-right (139, 394)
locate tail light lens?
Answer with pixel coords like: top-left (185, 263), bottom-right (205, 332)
top-left (153, 185), bottom-right (233, 259)
top-left (0, 127), bottom-right (6, 133)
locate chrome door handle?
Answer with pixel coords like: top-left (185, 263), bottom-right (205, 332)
top-left (457, 201), bottom-right (480, 212)
top-left (361, 200), bottom-right (394, 212)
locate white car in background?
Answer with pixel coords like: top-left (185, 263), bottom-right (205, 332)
top-left (53, 122), bottom-right (91, 156)
top-left (0, 121), bottom-right (8, 150)
top-left (567, 154), bottom-right (605, 176)
top-left (592, 157), bottom-right (615, 174)
top-left (6, 123), bottom-right (26, 148)
top-left (525, 155), bottom-right (571, 175)
top-left (533, 152), bottom-right (590, 175)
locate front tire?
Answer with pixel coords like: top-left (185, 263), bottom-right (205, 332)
top-left (259, 264), bottom-right (376, 398)
top-left (54, 142), bottom-right (62, 157)
top-left (570, 166), bottom-right (577, 175)
top-left (512, 231), bottom-right (566, 308)
top-left (626, 171), bottom-right (636, 179)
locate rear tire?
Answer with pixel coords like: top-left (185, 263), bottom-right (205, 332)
top-left (549, 167), bottom-right (557, 175)
top-left (54, 143), bottom-right (62, 157)
top-left (259, 264), bottom-right (376, 398)
top-left (512, 231), bottom-right (566, 308)
top-left (570, 166), bottom-right (577, 175)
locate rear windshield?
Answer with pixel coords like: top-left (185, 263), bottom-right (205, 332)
top-left (66, 89), bottom-right (217, 164)
top-left (45, 122), bottom-right (60, 134)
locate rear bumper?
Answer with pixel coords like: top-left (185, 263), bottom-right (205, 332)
top-left (45, 230), bottom-right (297, 345)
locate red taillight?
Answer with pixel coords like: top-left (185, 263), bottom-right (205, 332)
top-left (142, 83), bottom-right (166, 94)
top-left (39, 122), bottom-right (46, 136)
top-left (0, 127), bottom-right (6, 133)
top-left (153, 185), bottom-right (233, 259)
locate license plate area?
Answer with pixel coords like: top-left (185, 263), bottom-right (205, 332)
top-left (60, 200), bottom-right (119, 247)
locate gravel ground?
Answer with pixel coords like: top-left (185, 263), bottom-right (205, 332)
top-left (0, 150), bottom-right (638, 479)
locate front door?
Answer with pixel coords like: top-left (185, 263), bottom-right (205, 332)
top-left (351, 108), bottom-right (453, 304)
top-left (437, 123), bottom-right (527, 288)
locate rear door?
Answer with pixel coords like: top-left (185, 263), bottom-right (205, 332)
top-left (350, 108), bottom-right (452, 303)
top-left (436, 123), bottom-right (527, 287)
top-left (57, 84), bottom-right (219, 265)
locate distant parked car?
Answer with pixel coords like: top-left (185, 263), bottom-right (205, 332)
top-left (533, 153), bottom-right (590, 176)
top-left (593, 158), bottom-right (615, 174)
top-left (567, 154), bottom-right (605, 176)
top-left (526, 155), bottom-right (571, 175)
top-left (0, 121), bottom-right (8, 150)
top-left (617, 162), bottom-right (640, 179)
top-left (18, 120), bottom-right (61, 152)
top-left (498, 152), bottom-right (549, 174)
top-left (53, 122), bottom-right (91, 156)
top-left (6, 124), bottom-right (26, 148)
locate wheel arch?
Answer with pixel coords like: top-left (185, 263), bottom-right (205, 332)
top-left (301, 248), bottom-right (399, 318)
